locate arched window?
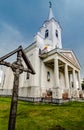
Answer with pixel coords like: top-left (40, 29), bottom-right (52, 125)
top-left (47, 71), bottom-right (50, 81)
top-left (56, 30), bottom-right (58, 38)
top-left (45, 29), bottom-right (49, 38)
top-left (26, 72), bottom-right (29, 79)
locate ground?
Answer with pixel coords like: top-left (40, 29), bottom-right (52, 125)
top-left (0, 97), bottom-right (84, 130)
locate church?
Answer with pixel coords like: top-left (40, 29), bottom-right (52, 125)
top-left (0, 3), bottom-right (82, 101)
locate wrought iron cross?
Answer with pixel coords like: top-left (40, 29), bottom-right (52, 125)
top-left (49, 1), bottom-right (52, 8)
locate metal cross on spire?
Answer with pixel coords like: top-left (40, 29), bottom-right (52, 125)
top-left (48, 1), bottom-right (54, 20)
top-left (49, 1), bottom-right (52, 8)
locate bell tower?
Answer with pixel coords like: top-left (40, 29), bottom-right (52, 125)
top-left (35, 2), bottom-right (62, 51)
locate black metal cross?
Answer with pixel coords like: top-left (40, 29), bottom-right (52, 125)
top-left (49, 1), bottom-right (52, 8)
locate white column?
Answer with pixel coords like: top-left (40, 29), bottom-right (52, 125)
top-left (73, 69), bottom-right (76, 89)
top-left (53, 58), bottom-right (62, 99)
top-left (78, 71), bottom-right (81, 90)
top-left (65, 64), bottom-right (69, 88)
top-left (65, 64), bottom-right (71, 98)
top-left (54, 58), bottom-right (59, 88)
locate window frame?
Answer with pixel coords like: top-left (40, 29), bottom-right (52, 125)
top-left (56, 30), bottom-right (58, 38)
top-left (45, 29), bottom-right (49, 38)
top-left (47, 71), bottom-right (50, 81)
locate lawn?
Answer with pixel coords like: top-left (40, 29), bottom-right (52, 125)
top-left (0, 97), bottom-right (84, 130)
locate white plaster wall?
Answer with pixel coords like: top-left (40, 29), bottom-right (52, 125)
top-left (19, 47), bottom-right (41, 96)
top-left (32, 48), bottom-right (41, 87)
top-left (40, 63), bottom-right (66, 97)
top-left (1, 66), bottom-right (14, 90)
top-left (19, 72), bottom-right (25, 88)
top-left (39, 20), bottom-right (62, 49)
top-left (19, 47), bottom-right (36, 88)
top-left (34, 34), bottom-right (44, 49)
top-left (19, 86), bottom-right (41, 97)
top-left (41, 22), bottom-right (52, 41)
top-left (41, 63), bottom-right (54, 93)
top-left (52, 22), bottom-right (62, 48)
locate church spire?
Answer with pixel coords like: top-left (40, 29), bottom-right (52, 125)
top-left (48, 1), bottom-right (54, 20)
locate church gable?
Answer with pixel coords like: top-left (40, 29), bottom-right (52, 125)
top-left (60, 51), bottom-right (80, 69)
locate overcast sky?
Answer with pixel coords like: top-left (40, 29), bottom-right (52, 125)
top-left (0, 0), bottom-right (84, 78)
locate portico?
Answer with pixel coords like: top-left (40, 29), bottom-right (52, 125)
top-left (40, 48), bottom-right (81, 99)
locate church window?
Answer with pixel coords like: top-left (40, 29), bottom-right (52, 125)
top-left (26, 72), bottom-right (29, 79)
top-left (45, 29), bottom-right (49, 38)
top-left (56, 30), bottom-right (58, 38)
top-left (47, 71), bottom-right (50, 81)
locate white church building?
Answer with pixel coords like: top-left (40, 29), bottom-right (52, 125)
top-left (0, 3), bottom-right (82, 101)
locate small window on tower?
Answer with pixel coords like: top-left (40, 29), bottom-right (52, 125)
top-left (45, 29), bottom-right (49, 38)
top-left (56, 30), bottom-right (58, 38)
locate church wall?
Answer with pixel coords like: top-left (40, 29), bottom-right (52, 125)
top-left (41, 63), bottom-right (54, 95)
top-left (0, 66), bottom-right (14, 95)
top-left (19, 47), bottom-right (37, 88)
top-left (33, 48), bottom-right (41, 87)
top-left (52, 22), bottom-right (62, 48)
top-left (19, 72), bottom-right (25, 88)
top-left (1, 66), bottom-right (14, 90)
top-left (40, 20), bottom-right (62, 49)
top-left (40, 64), bottom-right (66, 97)
top-left (40, 22), bottom-right (52, 40)
top-left (18, 86), bottom-right (41, 97)
top-left (19, 46), bottom-right (41, 97)
top-left (34, 34), bottom-right (44, 49)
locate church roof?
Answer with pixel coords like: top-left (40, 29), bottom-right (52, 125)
top-left (58, 49), bottom-right (80, 69)
top-left (24, 41), bottom-right (37, 53)
top-left (40, 48), bottom-right (80, 69)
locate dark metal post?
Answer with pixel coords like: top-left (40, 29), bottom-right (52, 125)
top-left (8, 51), bottom-right (23, 130)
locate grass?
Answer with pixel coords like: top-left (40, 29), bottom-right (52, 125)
top-left (0, 97), bottom-right (84, 130)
